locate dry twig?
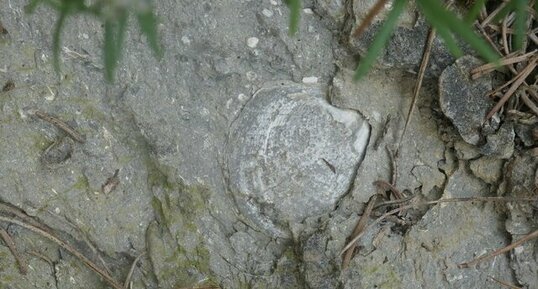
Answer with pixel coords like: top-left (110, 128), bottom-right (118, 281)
top-left (488, 276), bottom-right (523, 289)
top-left (458, 229), bottom-right (538, 268)
top-left (0, 215), bottom-right (124, 289)
top-left (351, 0), bottom-right (389, 39)
top-left (342, 194), bottom-right (378, 269)
top-left (123, 252), bottom-right (146, 289)
top-left (0, 227), bottom-right (28, 274)
top-left (341, 196), bottom-right (537, 255)
top-left (486, 56), bottom-right (538, 120)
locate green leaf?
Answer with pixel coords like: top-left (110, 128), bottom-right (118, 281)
top-left (137, 8), bottom-right (163, 59)
top-left (464, 0), bottom-right (487, 24)
top-left (492, 0), bottom-right (517, 22)
top-left (354, 0), bottom-right (408, 80)
top-left (103, 10), bottom-right (128, 82)
top-left (417, 0), bottom-right (498, 63)
top-left (513, 0), bottom-right (527, 50)
top-left (24, 0), bottom-right (42, 13)
top-left (52, 5), bottom-right (69, 74)
top-left (284, 0), bottom-right (301, 35)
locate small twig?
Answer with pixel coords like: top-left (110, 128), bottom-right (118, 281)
top-left (520, 89), bottom-right (538, 116)
top-left (0, 215), bottom-right (124, 289)
top-left (398, 27), bottom-right (436, 151)
top-left (471, 50), bottom-right (537, 79)
top-left (373, 195), bottom-right (416, 210)
top-left (32, 110), bottom-right (86, 143)
top-left (0, 227), bottom-right (28, 274)
top-left (374, 179), bottom-right (404, 200)
top-left (123, 252), bottom-right (146, 289)
top-left (351, 0), bottom-right (389, 39)
top-left (27, 250), bottom-right (54, 266)
top-left (342, 194), bottom-right (378, 269)
top-left (458, 229), bottom-right (538, 268)
top-left (386, 146), bottom-right (397, 186)
top-left (479, 1), bottom-right (509, 27)
top-left (501, 17), bottom-right (511, 55)
top-left (486, 56), bottom-right (538, 120)
top-left (488, 276), bottom-right (523, 289)
top-left (340, 196), bottom-right (537, 255)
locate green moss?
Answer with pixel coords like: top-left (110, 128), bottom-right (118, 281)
top-left (72, 174), bottom-right (90, 191)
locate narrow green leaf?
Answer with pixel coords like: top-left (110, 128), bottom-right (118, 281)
top-left (137, 9), bottom-right (163, 59)
top-left (284, 0), bottom-right (301, 35)
top-left (431, 23), bottom-right (464, 57)
top-left (52, 6), bottom-right (69, 74)
top-left (513, 0), bottom-right (527, 50)
top-left (492, 0), bottom-right (517, 22)
top-left (104, 20), bottom-right (117, 82)
top-left (103, 10), bottom-right (129, 82)
top-left (116, 10), bottom-right (128, 57)
top-left (417, 0), bottom-right (498, 63)
top-left (464, 0), bottom-right (487, 24)
top-left (417, 0), bottom-right (463, 57)
top-left (24, 0), bottom-right (42, 13)
top-left (354, 0), bottom-right (408, 80)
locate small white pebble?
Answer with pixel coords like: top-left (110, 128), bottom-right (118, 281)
top-left (262, 8), bottom-right (273, 17)
top-left (246, 71), bottom-right (257, 81)
top-left (54, 207), bottom-right (61, 214)
top-left (181, 36), bottom-right (191, 45)
top-left (81, 33), bottom-right (89, 39)
top-left (303, 8), bottom-right (313, 14)
top-left (302, 76), bottom-right (318, 84)
top-left (238, 93), bottom-right (248, 102)
top-left (247, 37), bottom-right (259, 48)
top-left (270, 0), bottom-right (278, 5)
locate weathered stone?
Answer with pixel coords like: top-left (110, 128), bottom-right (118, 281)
top-left (439, 56), bottom-right (496, 145)
top-left (480, 121), bottom-right (515, 159)
top-left (227, 81), bottom-right (370, 236)
top-left (469, 156), bottom-right (504, 184)
top-left (454, 140), bottom-right (481, 160)
top-left (350, 0), bottom-right (456, 77)
top-left (503, 153), bottom-right (538, 288)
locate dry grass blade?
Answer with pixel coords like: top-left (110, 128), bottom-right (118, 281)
top-left (471, 50), bottom-right (537, 79)
top-left (342, 194), bottom-right (378, 269)
top-left (351, 0), bottom-right (389, 39)
top-left (0, 203), bottom-right (49, 231)
top-left (0, 215), bottom-right (124, 289)
top-left (33, 110), bottom-right (86, 144)
top-left (374, 180), bottom-right (404, 200)
top-left (398, 27), bottom-right (436, 150)
top-left (340, 196), bottom-right (537, 255)
top-left (0, 228), bottom-right (28, 274)
top-left (123, 252), bottom-right (146, 289)
top-left (458, 229), bottom-right (538, 268)
top-left (520, 89), bottom-right (538, 115)
top-left (488, 276), bottom-right (523, 289)
top-left (486, 56), bottom-right (538, 120)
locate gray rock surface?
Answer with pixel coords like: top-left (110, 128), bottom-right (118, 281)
top-left (439, 56), bottom-right (496, 145)
top-left (1, 1), bottom-right (536, 289)
top-left (350, 0), bottom-right (456, 77)
top-left (227, 81), bottom-right (370, 236)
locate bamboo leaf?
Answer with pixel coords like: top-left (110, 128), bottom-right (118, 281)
top-left (354, 0), bottom-right (408, 80)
